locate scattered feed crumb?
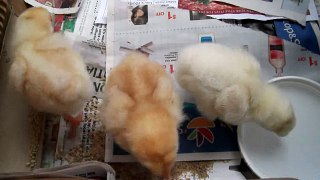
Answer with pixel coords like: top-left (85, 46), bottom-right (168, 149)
top-left (25, 109), bottom-right (46, 170)
top-left (54, 97), bottom-right (105, 164)
top-left (88, 130), bottom-right (105, 161)
top-left (110, 163), bottom-right (160, 180)
top-left (55, 130), bottom-right (105, 163)
top-left (109, 161), bottom-right (214, 180)
top-left (172, 161), bottom-right (214, 179)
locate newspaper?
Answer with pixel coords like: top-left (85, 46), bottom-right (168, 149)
top-left (316, 0), bottom-right (320, 15)
top-left (95, 0), bottom-right (108, 24)
top-left (35, 161), bottom-right (115, 180)
top-left (24, 0), bottom-right (83, 14)
top-left (214, 0), bottom-right (310, 25)
top-left (121, 0), bottom-right (318, 22)
top-left (63, 0), bottom-right (107, 69)
top-left (274, 20), bottom-right (320, 55)
top-left (125, 0), bottom-right (179, 8)
top-left (306, 0), bottom-right (319, 21)
top-left (1, 161), bottom-right (116, 180)
top-left (208, 13), bottom-right (282, 21)
top-left (188, 7), bottom-right (320, 54)
top-left (209, 0), bottom-right (318, 21)
top-left (106, 0), bottom-right (320, 162)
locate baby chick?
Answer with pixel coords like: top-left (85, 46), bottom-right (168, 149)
top-left (100, 53), bottom-right (183, 178)
top-left (175, 43), bottom-right (295, 136)
top-left (8, 7), bottom-right (93, 136)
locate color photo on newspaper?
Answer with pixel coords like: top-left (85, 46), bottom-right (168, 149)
top-left (111, 102), bottom-right (240, 162)
top-left (178, 0), bottom-right (258, 15)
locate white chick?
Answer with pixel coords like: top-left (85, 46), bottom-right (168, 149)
top-left (8, 8), bottom-right (93, 133)
top-left (100, 53), bottom-right (183, 178)
top-left (175, 43), bottom-right (295, 136)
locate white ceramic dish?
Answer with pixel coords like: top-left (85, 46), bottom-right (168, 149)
top-left (238, 76), bottom-right (320, 180)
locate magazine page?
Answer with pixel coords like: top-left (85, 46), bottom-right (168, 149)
top-left (179, 0), bottom-right (283, 21)
top-left (24, 0), bottom-right (82, 14)
top-left (214, 0), bottom-right (310, 25)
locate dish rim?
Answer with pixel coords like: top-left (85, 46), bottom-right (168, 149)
top-left (237, 76), bottom-right (320, 178)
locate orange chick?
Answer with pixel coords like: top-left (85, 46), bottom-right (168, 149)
top-left (100, 53), bottom-right (183, 178)
top-left (8, 7), bottom-right (93, 135)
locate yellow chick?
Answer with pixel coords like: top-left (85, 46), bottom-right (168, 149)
top-left (100, 53), bottom-right (183, 178)
top-left (8, 8), bottom-right (93, 128)
top-left (175, 43), bottom-right (295, 136)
